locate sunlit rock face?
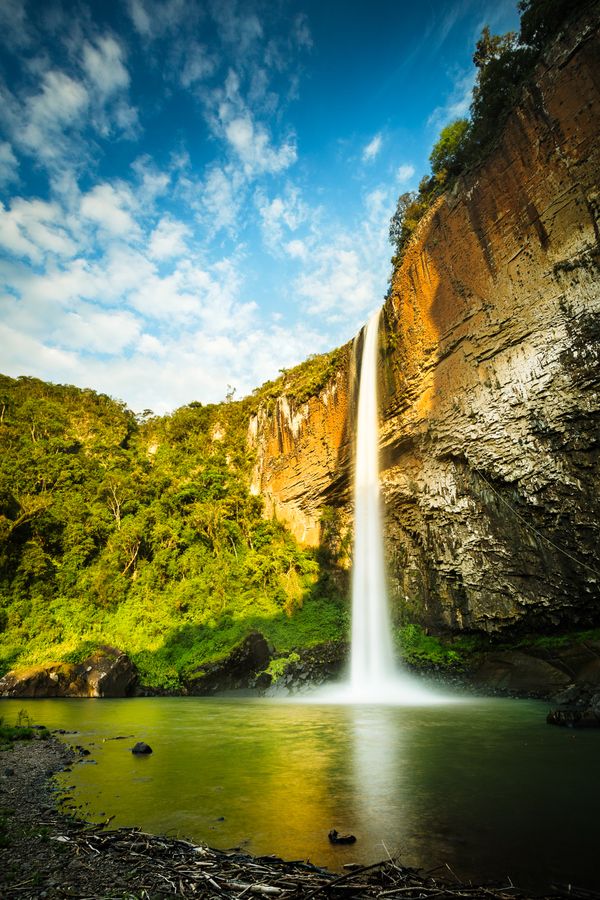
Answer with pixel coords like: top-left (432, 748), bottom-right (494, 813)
top-left (248, 357), bottom-right (355, 548)
top-left (252, 15), bottom-right (600, 635)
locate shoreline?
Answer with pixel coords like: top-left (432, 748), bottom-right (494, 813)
top-left (0, 733), bottom-right (588, 899)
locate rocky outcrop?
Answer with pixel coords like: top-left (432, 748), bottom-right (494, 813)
top-left (378, 11), bottom-right (600, 634)
top-left (261, 641), bottom-right (347, 695)
top-left (184, 631), bottom-right (271, 694)
top-left (0, 647), bottom-right (138, 698)
top-left (469, 639), bottom-right (600, 697)
top-left (252, 10), bottom-right (600, 636)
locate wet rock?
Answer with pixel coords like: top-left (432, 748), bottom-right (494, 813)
top-left (547, 707), bottom-right (600, 728)
top-left (471, 651), bottom-right (571, 697)
top-left (254, 671), bottom-right (272, 690)
top-left (131, 742), bottom-right (153, 755)
top-left (328, 829), bottom-right (356, 845)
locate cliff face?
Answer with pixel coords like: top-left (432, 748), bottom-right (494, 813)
top-left (249, 351), bottom-right (356, 547)
top-left (251, 13), bottom-right (600, 634)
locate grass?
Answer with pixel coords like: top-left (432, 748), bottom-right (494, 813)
top-left (0, 711), bottom-right (50, 748)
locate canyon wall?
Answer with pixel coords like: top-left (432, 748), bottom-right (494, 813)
top-left (251, 11), bottom-right (600, 634)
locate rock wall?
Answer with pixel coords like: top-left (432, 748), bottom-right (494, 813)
top-left (248, 346), bottom-right (356, 547)
top-left (252, 11), bottom-right (600, 634)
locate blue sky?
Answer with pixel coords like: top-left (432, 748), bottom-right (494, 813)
top-left (0, 0), bottom-right (519, 414)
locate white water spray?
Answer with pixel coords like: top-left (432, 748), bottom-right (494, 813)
top-left (350, 309), bottom-right (396, 691)
top-left (342, 308), bottom-right (442, 704)
top-left (302, 308), bottom-right (457, 705)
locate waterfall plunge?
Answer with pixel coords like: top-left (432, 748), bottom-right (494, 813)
top-left (301, 308), bottom-right (454, 705)
top-left (350, 309), bottom-right (396, 691)
top-left (345, 309), bottom-right (440, 704)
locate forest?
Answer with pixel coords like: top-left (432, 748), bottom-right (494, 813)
top-left (0, 370), bottom-right (348, 689)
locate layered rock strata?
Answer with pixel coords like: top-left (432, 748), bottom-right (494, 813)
top-left (252, 11), bottom-right (600, 634)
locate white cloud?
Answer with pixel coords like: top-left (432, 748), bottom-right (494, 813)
top-left (285, 239), bottom-right (307, 259)
top-left (80, 183), bottom-right (138, 237)
top-left (148, 217), bottom-right (189, 260)
top-left (224, 114), bottom-right (296, 175)
top-left (255, 186), bottom-right (307, 252)
top-left (428, 68), bottom-right (475, 129)
top-left (0, 142), bottom-right (18, 186)
top-left (362, 133), bottom-right (382, 162)
top-left (293, 13), bottom-right (313, 50)
top-left (82, 36), bottom-right (129, 97)
top-left (131, 156), bottom-right (171, 204)
top-left (127, 0), bottom-right (194, 39)
top-left (0, 198), bottom-right (77, 263)
top-left (0, 0), bottom-right (31, 49)
top-left (209, 2), bottom-right (263, 56)
top-left (201, 68), bottom-right (296, 178)
top-left (397, 163), bottom-right (416, 183)
top-left (194, 164), bottom-right (244, 234)
top-left (180, 42), bottom-right (218, 87)
top-left (19, 70), bottom-right (89, 162)
top-left (56, 306), bottom-right (141, 354)
top-left (295, 245), bottom-right (378, 321)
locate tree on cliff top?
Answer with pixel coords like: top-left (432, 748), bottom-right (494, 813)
top-left (429, 118), bottom-right (470, 179)
top-left (389, 0), bottom-right (593, 261)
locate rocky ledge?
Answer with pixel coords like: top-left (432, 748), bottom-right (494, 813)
top-left (0, 646), bottom-right (138, 698)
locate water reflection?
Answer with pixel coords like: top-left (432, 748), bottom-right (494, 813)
top-left (2, 697), bottom-right (599, 892)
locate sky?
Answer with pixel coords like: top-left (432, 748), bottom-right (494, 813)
top-left (0, 0), bottom-right (520, 415)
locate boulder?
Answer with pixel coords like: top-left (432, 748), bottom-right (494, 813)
top-left (0, 647), bottom-right (138, 698)
top-left (471, 650), bottom-right (572, 697)
top-left (185, 631), bottom-right (271, 694)
top-left (547, 707), bottom-right (600, 728)
top-left (131, 742), bottom-right (153, 754)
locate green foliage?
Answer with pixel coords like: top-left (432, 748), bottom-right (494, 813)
top-left (507, 626), bottom-right (600, 651)
top-left (397, 624), bottom-right (463, 668)
top-left (388, 190), bottom-right (432, 262)
top-left (0, 375), bottom-right (348, 689)
top-left (0, 711), bottom-right (49, 746)
top-left (429, 118), bottom-right (470, 178)
top-left (252, 345), bottom-right (349, 409)
top-left (518, 0), bottom-right (587, 51)
top-left (264, 651), bottom-right (300, 682)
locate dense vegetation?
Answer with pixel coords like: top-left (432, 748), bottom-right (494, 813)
top-left (0, 373), bottom-right (348, 689)
top-left (250, 344), bottom-right (349, 409)
top-left (389, 0), bottom-right (595, 262)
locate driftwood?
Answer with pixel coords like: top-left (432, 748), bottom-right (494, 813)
top-left (43, 823), bottom-right (599, 899)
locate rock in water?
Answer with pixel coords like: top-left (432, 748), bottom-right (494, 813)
top-left (131, 742), bottom-right (153, 754)
top-left (328, 829), bottom-right (356, 845)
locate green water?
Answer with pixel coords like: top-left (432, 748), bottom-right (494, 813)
top-left (3, 696), bottom-right (599, 893)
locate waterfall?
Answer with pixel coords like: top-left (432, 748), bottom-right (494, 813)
top-left (350, 309), bottom-right (396, 692)
top-left (302, 307), bottom-right (453, 705)
top-left (344, 308), bottom-right (441, 704)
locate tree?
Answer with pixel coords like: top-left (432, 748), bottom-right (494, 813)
top-left (429, 118), bottom-right (470, 178)
top-left (518, 0), bottom-right (590, 52)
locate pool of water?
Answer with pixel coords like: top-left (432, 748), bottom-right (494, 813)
top-left (3, 695), bottom-right (599, 893)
